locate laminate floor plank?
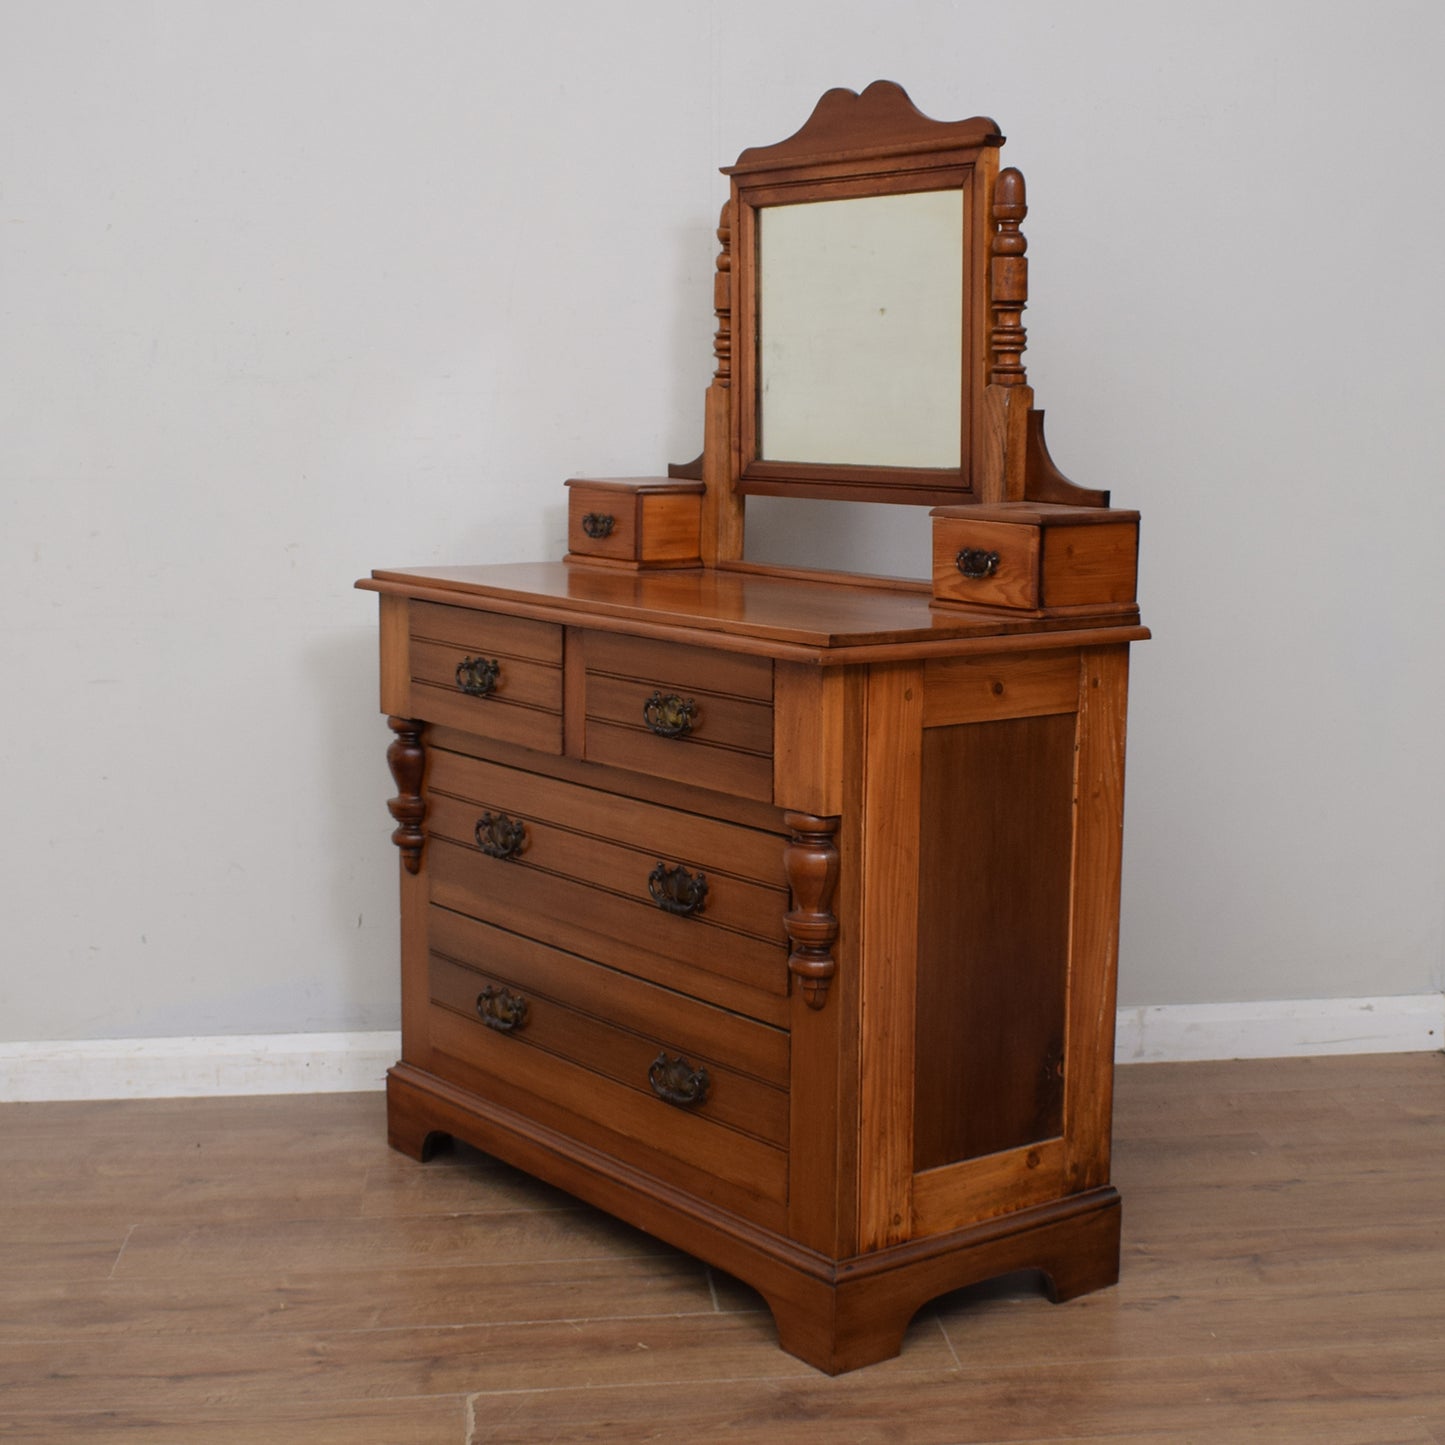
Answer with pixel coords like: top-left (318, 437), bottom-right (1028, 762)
top-left (109, 1203), bottom-right (670, 1280)
top-left (0, 1255), bottom-right (716, 1342)
top-left (467, 1340), bottom-right (1445, 1443)
top-left (1, 1053), bottom-right (1442, 1443)
top-left (0, 1310), bottom-right (946, 1418)
top-left (934, 1276), bottom-right (1445, 1364)
top-left (358, 1143), bottom-right (583, 1218)
top-left (0, 1395), bottom-right (468, 1445)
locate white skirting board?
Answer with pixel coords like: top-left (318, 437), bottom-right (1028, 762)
top-left (0, 1031), bottom-right (401, 1103)
top-left (1, 997), bottom-right (1441, 1102)
top-left (1114, 993), bottom-right (1442, 1064)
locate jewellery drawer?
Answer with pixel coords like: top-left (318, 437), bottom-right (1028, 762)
top-left (930, 504), bottom-right (1139, 614)
top-left (564, 477), bottom-right (704, 568)
top-left (408, 601), bottom-right (563, 752)
top-left (581, 633), bottom-right (774, 802)
top-left (424, 911), bottom-right (788, 1228)
top-left (425, 748), bottom-right (791, 1025)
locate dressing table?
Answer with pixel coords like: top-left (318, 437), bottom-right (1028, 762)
top-left (359, 82), bottom-right (1146, 1373)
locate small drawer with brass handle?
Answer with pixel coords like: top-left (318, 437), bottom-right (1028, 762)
top-left (931, 505), bottom-right (1140, 615)
top-left (565, 477), bottom-right (703, 568)
top-left (580, 634), bottom-right (774, 802)
top-left (406, 601), bottom-right (563, 753)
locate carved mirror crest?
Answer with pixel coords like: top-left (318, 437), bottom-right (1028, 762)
top-left (725, 81), bottom-right (1002, 506)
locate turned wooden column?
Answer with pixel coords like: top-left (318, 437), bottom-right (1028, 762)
top-left (385, 716), bottom-right (426, 874)
top-left (783, 812), bottom-right (840, 1008)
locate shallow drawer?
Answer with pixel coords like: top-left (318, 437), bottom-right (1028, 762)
top-left (408, 601), bottom-right (563, 753)
top-left (427, 908), bottom-right (788, 1147)
top-left (930, 505), bottom-right (1139, 613)
top-left (564, 478), bottom-right (703, 568)
top-left (581, 634), bottom-right (774, 802)
top-left (425, 749), bottom-right (791, 1024)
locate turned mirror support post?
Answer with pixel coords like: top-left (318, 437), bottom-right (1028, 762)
top-left (981, 166), bottom-right (1032, 502)
top-left (990, 167), bottom-right (1029, 388)
top-left (701, 202), bottom-right (743, 566)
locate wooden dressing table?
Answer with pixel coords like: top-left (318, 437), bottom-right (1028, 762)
top-left (360, 82), bottom-right (1146, 1374)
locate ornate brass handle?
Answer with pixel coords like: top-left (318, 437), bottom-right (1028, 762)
top-left (647, 1051), bottom-right (709, 1108)
top-left (455, 656), bottom-right (501, 696)
top-left (642, 691), bottom-right (697, 738)
top-left (648, 862), bottom-right (708, 916)
top-left (581, 512), bottom-right (615, 539)
top-left (955, 548), bottom-right (1001, 580)
top-left (477, 985), bottom-right (529, 1033)
top-left (475, 811), bottom-right (527, 860)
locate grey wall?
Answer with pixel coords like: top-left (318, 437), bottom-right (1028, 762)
top-left (3, 0), bottom-right (1441, 1041)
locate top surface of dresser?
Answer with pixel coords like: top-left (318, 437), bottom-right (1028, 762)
top-left (360, 561), bottom-right (1145, 659)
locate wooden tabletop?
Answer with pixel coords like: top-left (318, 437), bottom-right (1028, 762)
top-left (359, 561), bottom-right (1147, 661)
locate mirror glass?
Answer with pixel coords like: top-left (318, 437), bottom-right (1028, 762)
top-left (757, 189), bottom-right (963, 468)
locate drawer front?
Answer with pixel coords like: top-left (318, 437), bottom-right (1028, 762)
top-left (423, 908), bottom-right (787, 1229)
top-left (931, 519), bottom-right (1041, 609)
top-left (425, 749), bottom-right (791, 1024)
top-left (409, 602), bottom-right (563, 753)
top-left (582, 634), bottom-right (775, 802)
top-left (566, 486), bottom-right (638, 562)
top-left (428, 908), bottom-right (788, 1143)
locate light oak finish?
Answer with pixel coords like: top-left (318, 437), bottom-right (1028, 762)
top-left (357, 83), bottom-right (1151, 1374)
top-left (4, 1055), bottom-right (1444, 1441)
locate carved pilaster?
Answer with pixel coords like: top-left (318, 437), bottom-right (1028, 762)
top-left (783, 812), bottom-right (840, 1009)
top-left (385, 716), bottom-right (426, 875)
top-left (713, 201), bottom-right (732, 386)
top-left (990, 167), bottom-right (1028, 386)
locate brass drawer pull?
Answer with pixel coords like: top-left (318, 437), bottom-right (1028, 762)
top-left (477, 985), bottom-right (529, 1034)
top-left (642, 691), bottom-right (697, 738)
top-left (455, 656), bottom-right (501, 697)
top-left (581, 512), bottom-right (615, 539)
top-left (648, 862), bottom-right (708, 916)
top-left (955, 548), bottom-right (1001, 580)
top-left (475, 811), bottom-right (527, 860)
top-left (648, 1051), bottom-right (709, 1108)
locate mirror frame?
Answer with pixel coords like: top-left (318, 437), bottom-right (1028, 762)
top-left (725, 82), bottom-right (1003, 507)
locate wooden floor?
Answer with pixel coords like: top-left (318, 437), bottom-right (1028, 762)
top-left (1, 1053), bottom-right (1442, 1443)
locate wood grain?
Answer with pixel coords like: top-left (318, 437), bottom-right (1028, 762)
top-left (912, 711), bottom-right (1074, 1170)
top-left (855, 662), bottom-right (924, 1251)
top-left (3, 1055), bottom-right (1442, 1442)
top-left (1062, 645), bottom-right (1130, 1193)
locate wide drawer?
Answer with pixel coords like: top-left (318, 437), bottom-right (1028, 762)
top-left (428, 908), bottom-right (788, 1141)
top-left (425, 748), bottom-right (791, 1025)
top-left (423, 909), bottom-right (788, 1228)
top-left (408, 601), bottom-right (563, 753)
top-left (581, 633), bottom-right (775, 802)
